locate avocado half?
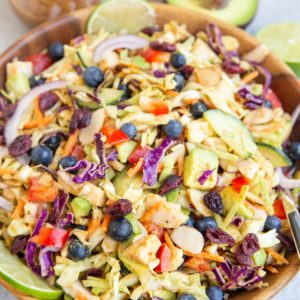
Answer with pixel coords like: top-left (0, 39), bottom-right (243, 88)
top-left (166, 0), bottom-right (259, 28)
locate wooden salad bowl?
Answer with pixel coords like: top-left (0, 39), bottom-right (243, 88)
top-left (0, 3), bottom-right (299, 300)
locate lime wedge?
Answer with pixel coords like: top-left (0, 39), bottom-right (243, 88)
top-left (87, 0), bottom-right (156, 35)
top-left (256, 23), bottom-right (300, 64)
top-left (0, 241), bottom-right (63, 299)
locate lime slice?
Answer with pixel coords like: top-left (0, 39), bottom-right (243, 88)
top-left (87, 0), bottom-right (156, 35)
top-left (256, 23), bottom-right (300, 63)
top-left (0, 241), bottom-right (63, 299)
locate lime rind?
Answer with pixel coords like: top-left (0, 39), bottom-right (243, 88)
top-left (0, 241), bottom-right (63, 299)
top-left (256, 22), bottom-right (300, 63)
top-left (87, 0), bottom-right (156, 35)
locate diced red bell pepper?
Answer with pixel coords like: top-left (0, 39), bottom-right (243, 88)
top-left (232, 176), bottom-right (250, 193)
top-left (184, 257), bottom-right (211, 272)
top-left (266, 89), bottom-right (282, 108)
top-left (141, 49), bottom-right (170, 63)
top-left (155, 243), bottom-right (171, 273)
top-left (31, 227), bottom-right (70, 248)
top-left (102, 126), bottom-right (116, 138)
top-left (107, 129), bottom-right (130, 145)
top-left (143, 221), bottom-right (164, 241)
top-left (273, 199), bottom-right (287, 219)
top-left (26, 53), bottom-right (53, 74)
top-left (128, 145), bottom-right (150, 165)
top-left (28, 174), bottom-right (58, 203)
top-left (71, 144), bottom-right (85, 160)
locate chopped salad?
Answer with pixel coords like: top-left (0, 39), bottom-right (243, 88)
top-left (0, 13), bottom-right (298, 300)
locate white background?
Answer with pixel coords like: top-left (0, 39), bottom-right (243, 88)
top-left (0, 0), bottom-right (299, 299)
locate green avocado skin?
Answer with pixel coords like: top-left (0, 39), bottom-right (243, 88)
top-left (166, 0), bottom-right (258, 27)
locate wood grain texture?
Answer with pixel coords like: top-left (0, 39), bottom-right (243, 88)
top-left (0, 3), bottom-right (299, 300)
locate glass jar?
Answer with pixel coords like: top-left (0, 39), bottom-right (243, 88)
top-left (9, 0), bottom-right (100, 25)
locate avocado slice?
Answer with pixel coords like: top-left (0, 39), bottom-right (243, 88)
top-left (257, 143), bottom-right (292, 168)
top-left (203, 109), bottom-right (257, 159)
top-left (166, 0), bottom-right (258, 27)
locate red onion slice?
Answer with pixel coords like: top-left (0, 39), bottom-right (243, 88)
top-left (93, 35), bottom-right (149, 63)
top-left (277, 168), bottom-right (300, 189)
top-left (5, 81), bottom-right (68, 146)
top-left (0, 195), bottom-right (13, 211)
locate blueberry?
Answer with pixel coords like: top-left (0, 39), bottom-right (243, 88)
top-left (164, 120), bottom-right (183, 138)
top-left (48, 42), bottom-right (64, 61)
top-left (170, 53), bottom-right (186, 69)
top-left (108, 218), bottom-right (133, 242)
top-left (195, 217), bottom-right (218, 235)
top-left (31, 145), bottom-right (53, 166)
top-left (58, 156), bottom-right (78, 170)
top-left (190, 101), bottom-right (208, 118)
top-left (176, 293), bottom-right (197, 300)
top-left (264, 100), bottom-right (273, 109)
top-left (118, 83), bottom-right (132, 100)
top-left (174, 72), bottom-right (185, 91)
top-left (185, 213), bottom-right (196, 227)
top-left (83, 66), bottom-right (104, 88)
top-left (68, 239), bottom-right (89, 261)
top-left (29, 76), bottom-right (46, 88)
top-left (206, 286), bottom-right (224, 300)
top-left (121, 123), bottom-right (137, 139)
top-left (263, 215), bottom-right (281, 232)
top-left (287, 142), bottom-right (300, 160)
top-left (44, 135), bottom-right (62, 152)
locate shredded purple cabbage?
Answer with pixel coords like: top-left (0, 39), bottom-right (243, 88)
top-left (66, 160), bottom-right (108, 184)
top-left (95, 133), bottom-right (107, 166)
top-left (253, 64), bottom-right (272, 98)
top-left (238, 87), bottom-right (264, 110)
top-left (213, 259), bottom-right (263, 291)
top-left (153, 70), bottom-right (166, 78)
top-left (142, 137), bottom-right (174, 186)
top-left (49, 191), bottom-right (68, 226)
top-left (198, 169), bottom-right (214, 185)
top-left (39, 246), bottom-right (58, 278)
top-left (58, 212), bottom-right (74, 228)
top-left (26, 209), bottom-right (48, 275)
top-left (106, 149), bottom-right (118, 161)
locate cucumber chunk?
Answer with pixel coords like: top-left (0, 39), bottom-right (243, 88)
top-left (257, 142), bottom-right (292, 167)
top-left (203, 109), bottom-right (257, 159)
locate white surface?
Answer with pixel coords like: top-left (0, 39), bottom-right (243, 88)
top-left (0, 0), bottom-right (299, 299)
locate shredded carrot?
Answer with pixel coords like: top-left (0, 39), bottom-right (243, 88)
top-left (23, 115), bottom-right (54, 129)
top-left (242, 71), bottom-right (259, 84)
top-left (266, 248), bottom-right (289, 265)
top-left (0, 169), bottom-right (17, 175)
top-left (88, 218), bottom-right (100, 236)
top-left (157, 164), bottom-right (164, 173)
top-left (127, 158), bottom-right (143, 178)
top-left (184, 257), bottom-right (211, 272)
top-left (265, 265), bottom-right (279, 274)
top-left (34, 97), bottom-right (43, 123)
top-left (11, 199), bottom-right (25, 219)
top-left (184, 98), bottom-right (199, 105)
top-left (63, 130), bottom-right (79, 156)
top-left (177, 156), bottom-right (184, 176)
top-left (140, 202), bottom-right (161, 222)
top-left (183, 250), bottom-right (225, 263)
top-left (164, 231), bottom-right (176, 254)
top-left (101, 215), bottom-right (111, 233)
top-left (165, 90), bottom-right (179, 97)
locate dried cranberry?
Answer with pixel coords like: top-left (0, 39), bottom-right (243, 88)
top-left (231, 216), bottom-right (244, 228)
top-left (235, 244), bottom-right (252, 266)
top-left (241, 233), bottom-right (259, 256)
top-left (206, 227), bottom-right (235, 246)
top-left (203, 190), bottom-right (224, 215)
top-left (159, 174), bottom-right (182, 195)
top-left (141, 27), bottom-right (160, 36)
top-left (69, 108), bottom-right (92, 133)
top-left (150, 41), bottom-right (176, 52)
top-left (8, 135), bottom-right (32, 157)
top-left (179, 65), bottom-right (195, 79)
top-left (222, 59), bottom-right (244, 74)
top-left (104, 199), bottom-right (133, 218)
top-left (11, 235), bottom-right (29, 254)
top-left (39, 91), bottom-right (59, 112)
top-left (0, 103), bottom-right (16, 120)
